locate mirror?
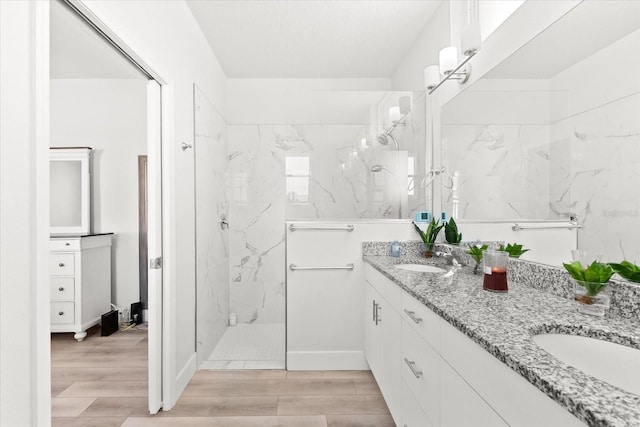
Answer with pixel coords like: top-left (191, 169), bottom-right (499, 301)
top-left (440, 1), bottom-right (640, 263)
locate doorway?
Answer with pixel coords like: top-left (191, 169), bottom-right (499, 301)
top-left (48, 0), bottom-right (164, 417)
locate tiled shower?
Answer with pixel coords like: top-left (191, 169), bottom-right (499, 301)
top-left (195, 90), bottom-right (427, 369)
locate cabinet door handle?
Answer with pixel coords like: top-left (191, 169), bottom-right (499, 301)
top-left (58, 263), bottom-right (65, 267)
top-left (58, 311), bottom-right (64, 316)
top-left (372, 300), bottom-right (376, 322)
top-left (65, 243), bottom-right (70, 246)
top-left (58, 287), bottom-right (64, 291)
top-left (403, 309), bottom-right (423, 324)
top-left (404, 357), bottom-right (423, 379)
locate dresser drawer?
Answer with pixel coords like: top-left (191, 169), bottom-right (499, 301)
top-left (49, 253), bottom-right (75, 275)
top-left (50, 239), bottom-right (80, 251)
top-left (51, 302), bottom-right (75, 324)
top-left (50, 277), bottom-right (75, 300)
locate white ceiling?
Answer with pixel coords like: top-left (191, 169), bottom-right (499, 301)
top-left (50, 0), bottom-right (146, 79)
top-left (485, 0), bottom-right (640, 79)
top-left (187, 0), bottom-right (443, 79)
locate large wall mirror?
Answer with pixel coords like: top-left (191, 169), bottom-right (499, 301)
top-left (440, 1), bottom-right (640, 263)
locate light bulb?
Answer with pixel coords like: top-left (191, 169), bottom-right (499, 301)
top-left (439, 46), bottom-right (458, 75)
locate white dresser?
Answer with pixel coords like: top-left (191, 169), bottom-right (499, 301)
top-left (50, 234), bottom-right (113, 341)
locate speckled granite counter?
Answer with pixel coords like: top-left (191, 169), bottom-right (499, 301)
top-left (363, 253), bottom-right (640, 427)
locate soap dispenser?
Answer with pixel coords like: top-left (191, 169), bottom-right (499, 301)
top-left (390, 241), bottom-right (401, 257)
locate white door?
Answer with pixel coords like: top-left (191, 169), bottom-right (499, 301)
top-left (147, 80), bottom-right (163, 414)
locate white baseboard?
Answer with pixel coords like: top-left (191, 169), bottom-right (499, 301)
top-left (287, 351), bottom-right (369, 370)
top-left (175, 352), bottom-right (197, 399)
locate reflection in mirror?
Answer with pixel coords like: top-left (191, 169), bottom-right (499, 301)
top-left (50, 160), bottom-right (82, 228)
top-left (441, 1), bottom-right (640, 263)
top-left (283, 90), bottom-right (427, 220)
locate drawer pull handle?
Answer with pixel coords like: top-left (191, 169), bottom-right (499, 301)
top-left (58, 287), bottom-right (64, 291)
top-left (403, 309), bottom-right (423, 324)
top-left (58, 263), bottom-right (65, 267)
top-left (58, 311), bottom-right (64, 316)
top-left (65, 243), bottom-right (70, 246)
top-left (404, 357), bottom-right (423, 379)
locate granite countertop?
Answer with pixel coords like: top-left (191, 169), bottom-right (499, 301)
top-left (363, 254), bottom-right (640, 427)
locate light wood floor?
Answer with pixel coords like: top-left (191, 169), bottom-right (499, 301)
top-left (51, 326), bottom-right (394, 427)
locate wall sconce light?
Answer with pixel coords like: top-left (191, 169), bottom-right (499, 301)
top-left (424, 22), bottom-right (481, 94)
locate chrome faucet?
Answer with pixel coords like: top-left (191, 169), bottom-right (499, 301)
top-left (435, 247), bottom-right (467, 267)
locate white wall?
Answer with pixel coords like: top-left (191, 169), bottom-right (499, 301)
top-left (0, 1), bottom-right (51, 425)
top-left (226, 78), bottom-right (391, 124)
top-left (78, 0), bottom-right (229, 407)
top-left (50, 78), bottom-right (147, 311)
top-left (391, 1), bottom-right (450, 91)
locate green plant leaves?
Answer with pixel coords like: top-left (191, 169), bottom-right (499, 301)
top-left (413, 219), bottom-right (443, 245)
top-left (563, 261), bottom-right (613, 284)
top-left (498, 242), bottom-right (530, 258)
top-left (444, 218), bottom-right (462, 244)
top-left (609, 261), bottom-right (640, 283)
top-left (467, 244), bottom-right (488, 264)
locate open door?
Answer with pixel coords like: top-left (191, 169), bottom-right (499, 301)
top-left (147, 79), bottom-right (163, 414)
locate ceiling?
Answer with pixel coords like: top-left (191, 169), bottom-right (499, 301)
top-left (187, 0), bottom-right (442, 79)
top-left (485, 0), bottom-right (640, 79)
top-left (50, 0), bottom-right (146, 79)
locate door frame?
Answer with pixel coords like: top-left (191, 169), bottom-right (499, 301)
top-left (35, 0), bottom-right (177, 419)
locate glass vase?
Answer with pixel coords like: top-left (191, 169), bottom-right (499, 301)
top-left (424, 243), bottom-right (435, 258)
top-left (573, 280), bottom-right (610, 317)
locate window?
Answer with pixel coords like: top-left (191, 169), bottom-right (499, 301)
top-left (285, 156), bottom-right (310, 202)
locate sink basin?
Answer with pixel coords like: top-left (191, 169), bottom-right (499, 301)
top-left (395, 264), bottom-right (446, 273)
top-left (532, 333), bottom-right (640, 395)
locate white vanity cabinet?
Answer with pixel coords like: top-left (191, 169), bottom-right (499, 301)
top-left (364, 277), bottom-right (401, 425)
top-left (50, 234), bottom-right (112, 341)
top-left (363, 263), bottom-right (585, 427)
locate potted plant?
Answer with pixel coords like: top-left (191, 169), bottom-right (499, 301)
top-left (444, 218), bottom-right (462, 244)
top-left (609, 260), bottom-right (640, 283)
top-left (563, 260), bottom-right (614, 316)
top-left (412, 219), bottom-right (443, 258)
top-left (499, 243), bottom-right (530, 258)
top-left (467, 244), bottom-right (488, 275)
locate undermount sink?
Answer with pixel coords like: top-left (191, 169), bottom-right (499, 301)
top-left (532, 333), bottom-right (640, 395)
top-left (395, 264), bottom-right (446, 273)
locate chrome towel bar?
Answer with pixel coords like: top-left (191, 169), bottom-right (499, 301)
top-left (512, 222), bottom-right (581, 231)
top-left (289, 263), bottom-right (355, 271)
top-left (288, 224), bottom-right (355, 232)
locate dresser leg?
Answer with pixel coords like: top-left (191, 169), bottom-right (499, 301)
top-left (74, 331), bottom-right (87, 342)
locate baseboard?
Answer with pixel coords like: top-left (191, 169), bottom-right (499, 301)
top-left (175, 352), bottom-right (197, 399)
top-left (287, 350), bottom-right (369, 370)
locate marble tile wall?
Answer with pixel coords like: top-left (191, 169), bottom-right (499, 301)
top-left (550, 93), bottom-right (640, 263)
top-left (227, 95), bottom-right (427, 324)
top-left (194, 87), bottom-right (230, 365)
top-left (441, 123), bottom-right (551, 220)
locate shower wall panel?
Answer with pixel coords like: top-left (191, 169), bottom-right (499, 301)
top-left (194, 87), bottom-right (230, 366)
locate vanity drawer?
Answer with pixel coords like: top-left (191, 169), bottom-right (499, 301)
top-left (402, 320), bottom-right (440, 425)
top-left (49, 253), bottom-right (75, 275)
top-left (51, 302), bottom-right (75, 324)
top-left (50, 239), bottom-right (80, 251)
top-left (402, 291), bottom-right (441, 351)
top-left (402, 379), bottom-right (434, 427)
top-left (50, 277), bottom-right (75, 300)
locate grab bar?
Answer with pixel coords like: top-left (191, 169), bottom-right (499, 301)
top-left (289, 263), bottom-right (355, 271)
top-left (512, 222), bottom-right (581, 231)
top-left (289, 224), bottom-right (355, 232)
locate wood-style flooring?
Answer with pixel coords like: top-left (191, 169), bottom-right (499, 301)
top-left (51, 326), bottom-right (394, 426)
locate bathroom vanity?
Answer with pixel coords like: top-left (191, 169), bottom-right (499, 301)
top-left (363, 247), bottom-right (640, 427)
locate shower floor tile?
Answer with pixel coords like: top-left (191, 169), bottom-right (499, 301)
top-left (203, 323), bottom-right (285, 370)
